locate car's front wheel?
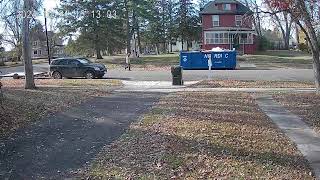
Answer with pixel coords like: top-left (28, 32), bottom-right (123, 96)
top-left (85, 71), bottom-right (94, 79)
top-left (52, 71), bottom-right (62, 79)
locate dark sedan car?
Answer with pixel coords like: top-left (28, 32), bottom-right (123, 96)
top-left (50, 57), bottom-right (107, 79)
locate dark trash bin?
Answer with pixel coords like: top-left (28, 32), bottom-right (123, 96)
top-left (171, 66), bottom-right (183, 85)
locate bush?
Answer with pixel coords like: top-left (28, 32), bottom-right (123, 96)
top-left (298, 43), bottom-right (310, 53)
top-left (258, 36), bottom-right (273, 51)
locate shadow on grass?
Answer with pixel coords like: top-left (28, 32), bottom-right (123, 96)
top-left (0, 92), bottom-right (163, 180)
top-left (86, 127), bottom-right (312, 179)
top-left (85, 92), bottom-right (313, 179)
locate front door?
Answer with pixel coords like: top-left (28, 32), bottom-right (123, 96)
top-left (232, 34), bottom-right (240, 51)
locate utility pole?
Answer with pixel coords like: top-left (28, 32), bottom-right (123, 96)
top-left (44, 8), bottom-right (51, 65)
top-left (23, 0), bottom-right (35, 89)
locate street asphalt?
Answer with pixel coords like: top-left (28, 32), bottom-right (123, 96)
top-left (0, 63), bottom-right (315, 82)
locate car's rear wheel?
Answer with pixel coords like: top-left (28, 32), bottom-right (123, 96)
top-left (52, 71), bottom-right (62, 79)
top-left (85, 71), bottom-right (94, 79)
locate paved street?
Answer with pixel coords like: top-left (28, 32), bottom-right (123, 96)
top-left (0, 63), bottom-right (315, 82)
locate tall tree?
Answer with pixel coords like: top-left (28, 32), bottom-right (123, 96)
top-left (266, 0), bottom-right (293, 50)
top-left (22, 0), bottom-right (35, 89)
top-left (175, 0), bottom-right (200, 51)
top-left (55, 0), bottom-right (125, 58)
top-left (0, 0), bottom-right (23, 61)
top-left (266, 0), bottom-right (320, 90)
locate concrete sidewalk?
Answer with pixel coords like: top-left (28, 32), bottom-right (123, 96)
top-left (255, 94), bottom-right (320, 179)
top-left (0, 92), bottom-right (163, 179)
top-left (117, 80), bottom-right (316, 93)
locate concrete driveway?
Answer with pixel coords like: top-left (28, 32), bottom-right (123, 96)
top-left (0, 63), bottom-right (315, 82)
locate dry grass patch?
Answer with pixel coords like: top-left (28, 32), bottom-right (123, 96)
top-left (0, 79), bottom-right (121, 137)
top-left (85, 92), bottom-right (314, 179)
top-left (191, 80), bottom-right (315, 88)
top-left (94, 54), bottom-right (179, 71)
top-left (240, 50), bottom-right (313, 69)
top-left (274, 93), bottom-right (320, 132)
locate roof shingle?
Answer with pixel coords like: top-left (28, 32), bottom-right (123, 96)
top-left (200, 0), bottom-right (252, 15)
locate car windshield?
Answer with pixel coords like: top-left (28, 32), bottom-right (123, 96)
top-left (78, 58), bottom-right (92, 64)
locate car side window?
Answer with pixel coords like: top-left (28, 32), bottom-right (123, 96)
top-left (59, 59), bottom-right (69, 65)
top-left (70, 60), bottom-right (80, 66)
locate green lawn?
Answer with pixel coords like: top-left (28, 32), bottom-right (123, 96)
top-left (91, 50), bottom-right (312, 70)
top-left (0, 59), bottom-right (49, 68)
top-left (239, 50), bottom-right (313, 69)
top-left (93, 53), bottom-right (179, 70)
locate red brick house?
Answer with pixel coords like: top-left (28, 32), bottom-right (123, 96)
top-left (200, 0), bottom-right (257, 54)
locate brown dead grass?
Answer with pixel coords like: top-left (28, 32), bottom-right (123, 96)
top-left (85, 92), bottom-right (314, 179)
top-left (0, 79), bottom-right (121, 137)
top-left (191, 80), bottom-right (315, 88)
top-left (274, 93), bottom-right (320, 132)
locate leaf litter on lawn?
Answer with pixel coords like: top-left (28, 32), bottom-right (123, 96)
top-left (274, 92), bottom-right (320, 132)
top-left (85, 92), bottom-right (314, 179)
top-left (0, 79), bottom-right (121, 137)
top-left (190, 80), bottom-right (315, 88)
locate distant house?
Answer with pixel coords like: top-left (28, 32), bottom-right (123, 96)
top-left (200, 0), bottom-right (257, 54)
top-left (171, 40), bottom-right (200, 52)
top-left (31, 31), bottom-right (65, 59)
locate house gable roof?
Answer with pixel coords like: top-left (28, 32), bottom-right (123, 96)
top-left (200, 0), bottom-right (252, 15)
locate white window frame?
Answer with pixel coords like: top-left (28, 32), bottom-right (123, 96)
top-left (224, 4), bottom-right (231, 10)
top-left (235, 15), bottom-right (242, 26)
top-left (33, 41), bottom-right (38, 47)
top-left (212, 15), bottom-right (219, 27)
top-left (205, 32), bottom-right (253, 45)
top-left (205, 32), bottom-right (230, 44)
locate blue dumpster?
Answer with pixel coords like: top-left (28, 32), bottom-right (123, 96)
top-left (180, 50), bottom-right (237, 70)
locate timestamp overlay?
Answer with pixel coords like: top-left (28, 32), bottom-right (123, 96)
top-left (58, 8), bottom-right (118, 20)
top-left (17, 9), bottom-right (118, 20)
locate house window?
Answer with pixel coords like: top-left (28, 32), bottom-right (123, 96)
top-left (205, 32), bottom-right (253, 45)
top-left (33, 50), bottom-right (38, 55)
top-left (205, 32), bottom-right (230, 44)
top-left (223, 4), bottom-right (231, 10)
top-left (212, 15), bottom-right (219, 27)
top-left (240, 33), bottom-right (253, 44)
top-left (33, 41), bottom-right (38, 47)
top-left (39, 50), bottom-right (42, 55)
top-left (235, 15), bottom-right (242, 26)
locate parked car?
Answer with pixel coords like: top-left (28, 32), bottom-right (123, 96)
top-left (50, 57), bottom-right (107, 79)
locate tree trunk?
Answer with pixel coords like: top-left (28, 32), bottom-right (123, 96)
top-left (135, 18), bottom-right (142, 55)
top-left (124, 0), bottom-right (131, 53)
top-left (296, 0), bottom-right (320, 91)
top-left (23, 0), bottom-right (35, 89)
top-left (311, 50), bottom-right (320, 90)
top-left (156, 44), bottom-right (159, 55)
top-left (96, 47), bottom-right (103, 59)
top-left (181, 39), bottom-right (184, 51)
